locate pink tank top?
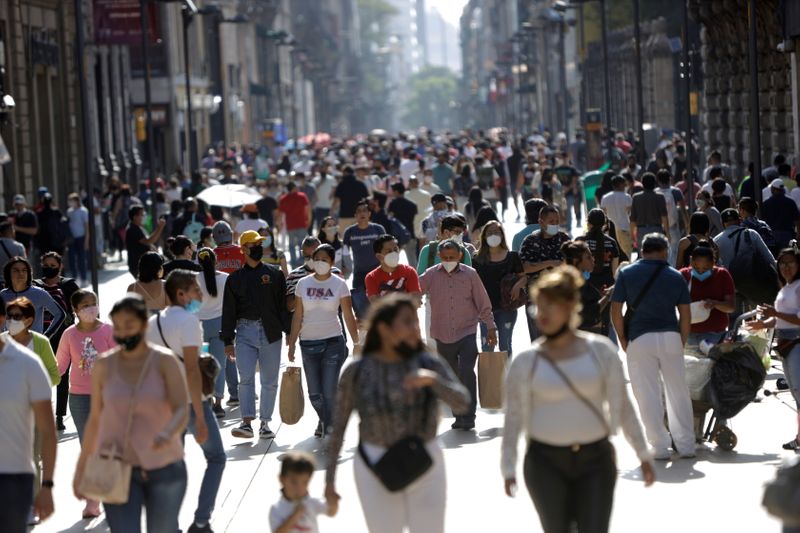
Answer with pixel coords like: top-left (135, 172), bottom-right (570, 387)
top-left (96, 350), bottom-right (184, 470)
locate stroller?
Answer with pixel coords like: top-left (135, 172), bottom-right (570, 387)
top-left (684, 311), bottom-right (770, 450)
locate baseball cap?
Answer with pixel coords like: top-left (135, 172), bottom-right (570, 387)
top-left (242, 203), bottom-right (259, 214)
top-left (770, 178), bottom-right (786, 190)
top-left (720, 208), bottom-right (741, 223)
top-left (13, 194), bottom-right (25, 205)
top-left (37, 186), bottom-right (49, 196)
top-left (212, 221), bottom-right (233, 245)
top-left (238, 230), bottom-right (266, 247)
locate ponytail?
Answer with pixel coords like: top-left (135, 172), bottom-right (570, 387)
top-left (197, 247), bottom-right (218, 297)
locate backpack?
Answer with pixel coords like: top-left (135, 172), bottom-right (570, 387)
top-left (183, 214), bottom-right (204, 243)
top-left (388, 216), bottom-right (411, 246)
top-left (727, 228), bottom-right (780, 304)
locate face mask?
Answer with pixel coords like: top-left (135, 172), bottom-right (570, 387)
top-left (696, 200), bottom-right (706, 209)
top-left (185, 299), bottom-right (202, 314)
top-left (248, 246), bottom-right (264, 261)
top-left (313, 261), bottom-right (331, 275)
top-left (546, 225), bottom-right (560, 236)
top-left (449, 233), bottom-right (463, 244)
top-left (323, 227), bottom-right (337, 239)
top-left (7, 319), bottom-right (25, 336)
top-left (486, 235), bottom-right (502, 248)
top-left (582, 270), bottom-right (592, 281)
top-left (691, 268), bottom-right (712, 282)
top-left (77, 306), bottom-right (98, 323)
top-left (303, 258), bottom-right (314, 269)
top-left (41, 266), bottom-right (60, 279)
top-left (114, 333), bottom-right (143, 351)
top-left (441, 261), bottom-right (458, 272)
top-left (383, 251), bottom-right (400, 268)
top-left (423, 175), bottom-right (433, 184)
top-left (261, 236), bottom-right (273, 249)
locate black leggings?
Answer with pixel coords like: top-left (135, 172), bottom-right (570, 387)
top-left (524, 439), bottom-right (617, 533)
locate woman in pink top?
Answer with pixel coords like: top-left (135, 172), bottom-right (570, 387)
top-left (73, 294), bottom-right (189, 532)
top-left (55, 289), bottom-right (115, 518)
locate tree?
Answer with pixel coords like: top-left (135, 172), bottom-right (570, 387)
top-left (401, 66), bottom-right (459, 131)
top-left (357, 0), bottom-right (399, 130)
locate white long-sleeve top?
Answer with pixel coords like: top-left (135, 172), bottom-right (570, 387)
top-left (501, 332), bottom-right (651, 479)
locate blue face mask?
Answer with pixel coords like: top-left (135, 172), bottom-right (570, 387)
top-left (261, 236), bottom-right (273, 249)
top-left (185, 299), bottom-right (202, 314)
top-left (582, 270), bottom-right (592, 281)
top-left (691, 268), bottom-right (712, 282)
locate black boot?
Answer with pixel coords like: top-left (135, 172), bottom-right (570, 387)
top-left (56, 416), bottom-right (65, 431)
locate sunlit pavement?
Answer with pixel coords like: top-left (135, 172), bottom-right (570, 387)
top-left (36, 211), bottom-right (797, 532)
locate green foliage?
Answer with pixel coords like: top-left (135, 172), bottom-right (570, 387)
top-left (401, 66), bottom-right (459, 130)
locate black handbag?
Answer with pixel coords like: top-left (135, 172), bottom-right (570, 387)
top-left (356, 360), bottom-right (434, 492)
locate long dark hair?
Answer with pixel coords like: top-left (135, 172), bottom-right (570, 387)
top-left (4, 257), bottom-right (32, 290)
top-left (361, 293), bottom-right (420, 356)
top-left (586, 208), bottom-right (607, 273)
top-left (197, 247), bottom-right (218, 297)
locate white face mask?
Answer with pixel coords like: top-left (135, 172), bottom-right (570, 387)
top-left (7, 319), bottom-right (26, 336)
top-left (486, 235), bottom-right (503, 248)
top-left (323, 227), bottom-right (338, 239)
top-left (313, 261), bottom-right (331, 275)
top-left (441, 261), bottom-right (458, 272)
top-left (449, 233), bottom-right (463, 244)
top-left (303, 258), bottom-right (313, 269)
top-left (423, 175), bottom-right (433, 184)
top-left (383, 251), bottom-right (400, 268)
top-left (696, 199), bottom-right (706, 209)
top-left (545, 225), bottom-right (560, 236)
top-left (77, 306), bottom-right (98, 323)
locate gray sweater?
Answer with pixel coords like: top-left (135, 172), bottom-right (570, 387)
top-left (0, 285), bottom-right (66, 337)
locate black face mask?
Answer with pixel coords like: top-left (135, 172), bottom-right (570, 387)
top-left (248, 246), bottom-right (264, 261)
top-left (395, 340), bottom-right (425, 359)
top-left (544, 323), bottom-right (570, 341)
top-left (41, 266), bottom-right (60, 279)
top-left (113, 333), bottom-right (143, 351)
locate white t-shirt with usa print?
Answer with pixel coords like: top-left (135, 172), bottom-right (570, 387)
top-left (296, 274), bottom-right (350, 341)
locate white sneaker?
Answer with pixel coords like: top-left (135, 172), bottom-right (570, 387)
top-left (653, 448), bottom-right (672, 461)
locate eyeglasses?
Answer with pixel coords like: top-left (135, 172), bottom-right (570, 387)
top-left (7, 313), bottom-right (24, 320)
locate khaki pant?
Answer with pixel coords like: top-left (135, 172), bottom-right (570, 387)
top-left (615, 227), bottom-right (633, 258)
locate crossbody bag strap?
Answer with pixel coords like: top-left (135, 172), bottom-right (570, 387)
top-left (0, 239), bottom-right (12, 262)
top-left (120, 351), bottom-right (155, 459)
top-left (537, 348), bottom-right (610, 434)
top-left (630, 263), bottom-right (667, 312)
top-left (156, 312), bottom-right (171, 351)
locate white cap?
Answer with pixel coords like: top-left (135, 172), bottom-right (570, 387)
top-left (770, 178), bottom-right (786, 190)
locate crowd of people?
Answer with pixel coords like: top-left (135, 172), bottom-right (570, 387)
top-left (1, 128), bottom-right (799, 533)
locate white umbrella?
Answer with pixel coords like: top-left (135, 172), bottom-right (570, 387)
top-left (196, 184), bottom-right (262, 208)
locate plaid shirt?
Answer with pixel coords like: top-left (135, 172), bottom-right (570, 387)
top-left (419, 263), bottom-right (495, 344)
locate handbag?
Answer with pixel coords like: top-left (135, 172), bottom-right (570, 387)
top-left (775, 338), bottom-right (800, 359)
top-left (279, 366), bottom-right (305, 425)
top-left (77, 351), bottom-right (154, 504)
top-left (622, 263), bottom-right (666, 339)
top-left (355, 359), bottom-right (434, 492)
top-left (500, 273), bottom-right (528, 310)
top-left (762, 457), bottom-right (800, 526)
top-left (157, 312), bottom-right (220, 397)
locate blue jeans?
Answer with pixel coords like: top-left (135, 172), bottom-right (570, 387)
top-left (69, 393), bottom-right (91, 441)
top-left (235, 319), bottom-right (282, 422)
top-left (104, 460), bottom-right (187, 533)
top-left (0, 473), bottom-right (33, 533)
top-left (203, 316), bottom-right (238, 400)
top-left (350, 286), bottom-right (370, 320)
top-left (300, 335), bottom-right (347, 428)
top-left (781, 329), bottom-right (800, 409)
top-left (69, 236), bottom-right (88, 280)
top-left (186, 401), bottom-right (226, 525)
top-left (480, 308), bottom-right (518, 355)
top-left (686, 331), bottom-right (725, 357)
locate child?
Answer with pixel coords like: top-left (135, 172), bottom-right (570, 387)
top-left (269, 452), bottom-right (337, 533)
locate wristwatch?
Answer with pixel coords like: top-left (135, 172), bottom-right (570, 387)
top-left (42, 480), bottom-right (54, 489)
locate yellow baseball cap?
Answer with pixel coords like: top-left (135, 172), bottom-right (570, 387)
top-left (238, 230), bottom-right (266, 247)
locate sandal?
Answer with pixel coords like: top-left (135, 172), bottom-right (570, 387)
top-left (782, 438), bottom-right (800, 451)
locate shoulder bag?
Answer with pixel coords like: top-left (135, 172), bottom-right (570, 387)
top-left (622, 263), bottom-right (666, 339)
top-left (157, 312), bottom-right (220, 397)
top-left (355, 358), bottom-right (434, 492)
top-left (77, 351), bottom-right (154, 504)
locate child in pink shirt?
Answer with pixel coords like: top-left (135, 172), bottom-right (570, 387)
top-left (54, 289), bottom-right (115, 519)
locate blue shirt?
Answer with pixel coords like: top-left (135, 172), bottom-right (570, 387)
top-left (343, 222), bottom-right (386, 288)
top-left (512, 224), bottom-right (539, 252)
top-left (0, 285), bottom-right (66, 337)
top-left (67, 206), bottom-right (89, 238)
top-left (431, 163), bottom-right (454, 194)
top-left (611, 259), bottom-right (690, 341)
